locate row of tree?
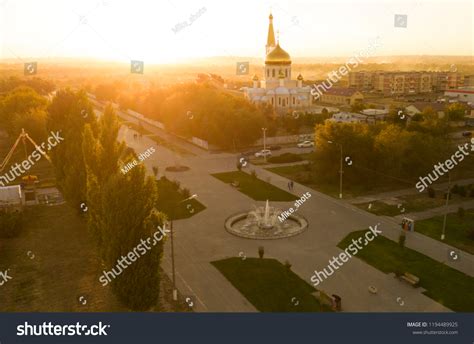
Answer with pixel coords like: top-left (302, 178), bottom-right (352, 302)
top-left (0, 76), bottom-right (54, 96)
top-left (313, 116), bottom-right (462, 190)
top-left (46, 89), bottom-right (165, 310)
top-left (96, 82), bottom-right (277, 148)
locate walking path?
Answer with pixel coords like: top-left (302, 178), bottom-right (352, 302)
top-left (349, 178), bottom-right (474, 205)
top-left (393, 199), bottom-right (474, 221)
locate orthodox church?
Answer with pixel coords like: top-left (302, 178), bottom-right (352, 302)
top-left (243, 13), bottom-right (312, 113)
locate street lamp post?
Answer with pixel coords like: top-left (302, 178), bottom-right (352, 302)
top-left (441, 173), bottom-right (451, 241)
top-left (170, 194), bottom-right (197, 301)
top-left (262, 127), bottom-right (268, 163)
top-left (328, 140), bottom-right (343, 199)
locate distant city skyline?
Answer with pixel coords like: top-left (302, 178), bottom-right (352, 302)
top-left (1, 0), bottom-right (472, 64)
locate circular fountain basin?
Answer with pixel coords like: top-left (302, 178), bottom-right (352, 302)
top-left (225, 212), bottom-right (308, 240)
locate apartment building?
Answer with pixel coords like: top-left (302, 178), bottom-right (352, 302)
top-left (349, 71), bottom-right (462, 95)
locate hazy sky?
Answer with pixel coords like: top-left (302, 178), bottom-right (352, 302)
top-left (1, 0), bottom-right (472, 64)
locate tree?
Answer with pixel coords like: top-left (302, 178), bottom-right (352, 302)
top-left (100, 167), bottom-right (164, 310)
top-left (445, 103), bottom-right (467, 121)
top-left (0, 86), bottom-right (47, 137)
top-left (351, 102), bottom-right (366, 113)
top-left (95, 83), bottom-right (119, 102)
top-left (0, 76), bottom-right (54, 95)
top-left (11, 108), bottom-right (48, 143)
top-left (81, 106), bottom-right (166, 310)
top-left (46, 88), bottom-right (97, 207)
top-left (313, 120), bottom-right (448, 190)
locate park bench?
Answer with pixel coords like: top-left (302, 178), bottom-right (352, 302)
top-left (400, 272), bottom-right (420, 287)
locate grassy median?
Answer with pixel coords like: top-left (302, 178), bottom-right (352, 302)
top-left (212, 171), bottom-right (297, 201)
top-left (338, 230), bottom-right (474, 312)
top-left (212, 257), bottom-right (331, 312)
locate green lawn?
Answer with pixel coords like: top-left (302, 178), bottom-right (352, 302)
top-left (249, 152), bottom-right (313, 165)
top-left (0, 204), bottom-right (191, 312)
top-left (416, 210), bottom-right (474, 254)
top-left (355, 193), bottom-right (467, 217)
top-left (266, 164), bottom-right (393, 198)
top-left (212, 171), bottom-right (297, 201)
top-left (354, 201), bottom-right (405, 216)
top-left (173, 198), bottom-right (206, 220)
top-left (211, 258), bottom-right (331, 312)
top-left (338, 231), bottom-right (474, 312)
top-left (155, 177), bottom-right (206, 220)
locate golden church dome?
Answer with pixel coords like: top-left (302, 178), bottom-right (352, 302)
top-left (265, 43), bottom-right (291, 65)
top-left (252, 74), bottom-right (259, 81)
top-left (297, 74), bottom-right (303, 80)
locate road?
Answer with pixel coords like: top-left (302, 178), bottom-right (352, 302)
top-left (96, 105), bottom-right (472, 312)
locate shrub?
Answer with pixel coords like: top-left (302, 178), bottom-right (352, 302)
top-left (258, 246), bottom-right (264, 258)
top-left (168, 179), bottom-right (181, 191)
top-left (398, 232), bottom-right (406, 248)
top-left (250, 170), bottom-right (257, 179)
top-left (152, 166), bottom-right (159, 178)
top-left (427, 187), bottom-right (435, 198)
top-left (0, 210), bottom-right (23, 238)
top-left (181, 187), bottom-right (191, 199)
top-left (284, 260), bottom-right (292, 270)
top-left (458, 186), bottom-right (467, 197)
top-left (268, 153), bottom-right (303, 164)
top-left (458, 207), bottom-right (465, 219)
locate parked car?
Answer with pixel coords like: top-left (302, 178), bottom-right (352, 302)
top-left (255, 149), bottom-right (272, 158)
top-left (297, 141), bottom-right (314, 148)
top-left (462, 131), bottom-right (472, 137)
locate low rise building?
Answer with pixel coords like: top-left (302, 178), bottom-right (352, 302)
top-left (318, 88), bottom-right (364, 106)
top-left (444, 88), bottom-right (474, 103)
top-left (405, 102), bottom-right (446, 118)
top-left (328, 112), bottom-right (367, 124)
top-left (0, 185), bottom-right (23, 211)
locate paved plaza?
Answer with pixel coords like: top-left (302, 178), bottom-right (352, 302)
top-left (116, 111), bottom-right (473, 313)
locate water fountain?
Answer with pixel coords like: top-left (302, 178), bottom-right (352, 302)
top-left (225, 200), bottom-right (308, 240)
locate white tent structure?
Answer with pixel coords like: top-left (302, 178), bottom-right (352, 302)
top-left (0, 185), bottom-right (23, 210)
